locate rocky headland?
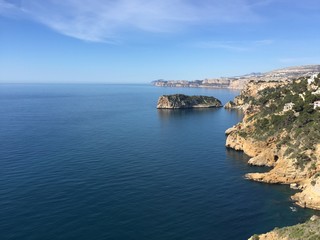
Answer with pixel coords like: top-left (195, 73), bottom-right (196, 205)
top-left (225, 70), bottom-right (320, 211)
top-left (157, 94), bottom-right (222, 109)
top-left (223, 66), bottom-right (320, 239)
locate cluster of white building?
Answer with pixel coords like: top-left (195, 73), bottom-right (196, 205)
top-left (283, 101), bottom-right (320, 111)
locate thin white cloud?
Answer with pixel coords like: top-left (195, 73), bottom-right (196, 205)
top-left (192, 39), bottom-right (274, 51)
top-left (0, 0), bottom-right (263, 42)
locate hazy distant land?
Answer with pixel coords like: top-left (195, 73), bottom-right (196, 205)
top-left (152, 65), bottom-right (320, 90)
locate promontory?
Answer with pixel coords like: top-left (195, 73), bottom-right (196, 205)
top-left (223, 67), bottom-right (320, 239)
top-left (225, 71), bottom-right (320, 210)
top-left (157, 94), bottom-right (222, 109)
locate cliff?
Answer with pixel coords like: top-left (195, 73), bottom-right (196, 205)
top-left (226, 72), bottom-right (320, 209)
top-left (157, 94), bottom-right (222, 109)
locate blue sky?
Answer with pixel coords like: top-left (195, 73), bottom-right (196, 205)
top-left (1, 0), bottom-right (320, 83)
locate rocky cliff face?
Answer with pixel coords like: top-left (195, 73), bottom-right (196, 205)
top-left (233, 81), bottom-right (285, 106)
top-left (227, 71), bottom-right (320, 239)
top-left (157, 94), bottom-right (222, 109)
top-left (224, 101), bottom-right (237, 109)
top-left (226, 72), bottom-right (320, 210)
top-left (225, 125), bottom-right (279, 167)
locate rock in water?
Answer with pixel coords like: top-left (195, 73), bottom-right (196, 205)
top-left (224, 101), bottom-right (237, 109)
top-left (157, 94), bottom-right (222, 109)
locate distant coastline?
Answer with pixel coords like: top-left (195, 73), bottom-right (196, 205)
top-left (151, 65), bottom-right (320, 91)
top-left (151, 76), bottom-right (255, 90)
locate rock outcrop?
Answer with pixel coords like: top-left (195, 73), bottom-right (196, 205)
top-left (224, 101), bottom-right (237, 109)
top-left (291, 171), bottom-right (320, 210)
top-left (157, 94), bottom-right (222, 109)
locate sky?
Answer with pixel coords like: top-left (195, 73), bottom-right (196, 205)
top-left (1, 0), bottom-right (320, 83)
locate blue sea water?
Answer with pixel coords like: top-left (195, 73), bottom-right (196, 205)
top-left (0, 84), bottom-right (317, 240)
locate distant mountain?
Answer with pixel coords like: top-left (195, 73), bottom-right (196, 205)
top-left (151, 65), bottom-right (320, 90)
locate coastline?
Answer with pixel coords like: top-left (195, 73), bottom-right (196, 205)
top-left (224, 74), bottom-right (320, 238)
top-left (152, 65), bottom-right (320, 239)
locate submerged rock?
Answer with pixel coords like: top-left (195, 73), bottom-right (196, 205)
top-left (157, 94), bottom-right (222, 109)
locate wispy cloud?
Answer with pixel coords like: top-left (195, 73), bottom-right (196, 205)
top-left (0, 0), bottom-right (264, 42)
top-left (0, 0), bottom-right (18, 14)
top-left (192, 39), bottom-right (274, 51)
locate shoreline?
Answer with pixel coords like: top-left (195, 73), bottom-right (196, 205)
top-left (152, 65), bottom-right (320, 239)
top-left (223, 74), bottom-right (320, 238)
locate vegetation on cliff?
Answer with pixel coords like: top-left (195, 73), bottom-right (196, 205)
top-left (249, 216), bottom-right (320, 240)
top-left (237, 74), bottom-right (320, 170)
top-left (224, 70), bottom-right (320, 238)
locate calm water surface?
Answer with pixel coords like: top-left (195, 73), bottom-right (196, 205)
top-left (0, 84), bottom-right (317, 240)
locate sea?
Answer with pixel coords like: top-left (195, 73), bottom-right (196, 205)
top-left (0, 84), bottom-right (317, 240)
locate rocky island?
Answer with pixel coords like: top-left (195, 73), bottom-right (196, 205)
top-left (157, 94), bottom-right (222, 109)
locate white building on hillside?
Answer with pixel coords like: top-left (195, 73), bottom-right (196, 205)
top-left (283, 102), bottom-right (295, 111)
